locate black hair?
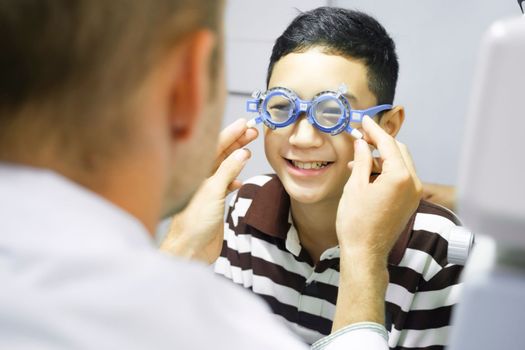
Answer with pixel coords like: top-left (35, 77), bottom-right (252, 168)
top-left (267, 7), bottom-right (398, 105)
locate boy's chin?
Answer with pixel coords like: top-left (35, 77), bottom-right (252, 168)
top-left (283, 181), bottom-right (330, 204)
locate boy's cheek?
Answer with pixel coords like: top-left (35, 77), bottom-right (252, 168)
top-left (263, 132), bottom-right (282, 168)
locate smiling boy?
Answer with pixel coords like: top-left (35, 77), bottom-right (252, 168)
top-left (214, 7), bottom-right (463, 349)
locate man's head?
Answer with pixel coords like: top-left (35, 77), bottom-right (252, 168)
top-left (263, 7), bottom-right (405, 204)
top-left (0, 1), bottom-right (225, 231)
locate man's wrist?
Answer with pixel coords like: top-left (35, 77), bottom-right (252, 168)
top-left (339, 247), bottom-right (389, 276)
top-left (332, 250), bottom-right (389, 331)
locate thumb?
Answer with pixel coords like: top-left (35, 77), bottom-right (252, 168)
top-left (208, 148), bottom-right (251, 193)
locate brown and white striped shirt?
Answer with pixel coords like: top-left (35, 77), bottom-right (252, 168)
top-left (215, 174), bottom-right (463, 350)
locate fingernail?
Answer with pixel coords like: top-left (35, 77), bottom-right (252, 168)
top-left (363, 115), bottom-right (378, 125)
top-left (233, 118), bottom-right (247, 130)
top-left (350, 128), bottom-right (363, 139)
top-left (234, 148), bottom-right (250, 162)
top-left (246, 118), bottom-right (257, 129)
top-left (354, 139), bottom-right (366, 150)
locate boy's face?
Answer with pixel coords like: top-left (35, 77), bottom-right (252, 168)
top-left (265, 48), bottom-right (381, 204)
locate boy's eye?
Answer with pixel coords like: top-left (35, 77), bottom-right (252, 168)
top-left (268, 104), bottom-right (293, 122)
top-left (266, 97), bottom-right (293, 122)
top-left (314, 100), bottom-right (343, 127)
top-left (322, 108), bottom-right (341, 115)
top-left (268, 104), bottom-right (290, 110)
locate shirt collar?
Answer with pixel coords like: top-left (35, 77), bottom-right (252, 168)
top-left (243, 175), bottom-right (291, 239)
top-left (284, 212), bottom-right (302, 256)
top-left (243, 175), bottom-right (412, 265)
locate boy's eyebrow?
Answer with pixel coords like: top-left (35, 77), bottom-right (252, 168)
top-left (343, 93), bottom-right (358, 103)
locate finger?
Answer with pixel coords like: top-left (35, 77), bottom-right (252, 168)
top-left (218, 128), bottom-right (258, 160)
top-left (209, 148), bottom-right (251, 194)
top-left (347, 139), bottom-right (373, 186)
top-left (369, 145), bottom-right (383, 174)
top-left (227, 179), bottom-right (243, 192)
top-left (348, 159), bottom-right (382, 176)
top-left (213, 126), bottom-right (258, 172)
top-left (372, 157), bottom-right (383, 174)
top-left (396, 141), bottom-right (423, 195)
top-left (361, 116), bottom-right (404, 171)
top-left (216, 119), bottom-right (249, 157)
top-left (361, 116), bottom-right (411, 178)
top-left (396, 141), bottom-right (417, 179)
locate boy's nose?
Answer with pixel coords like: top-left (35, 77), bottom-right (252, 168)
top-left (288, 115), bottom-right (324, 148)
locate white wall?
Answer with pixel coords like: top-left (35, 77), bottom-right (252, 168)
top-left (223, 0), bottom-right (518, 185)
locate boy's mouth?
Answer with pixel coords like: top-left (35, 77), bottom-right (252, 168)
top-left (285, 158), bottom-right (334, 170)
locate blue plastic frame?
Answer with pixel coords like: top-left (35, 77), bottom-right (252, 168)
top-left (246, 86), bottom-right (392, 136)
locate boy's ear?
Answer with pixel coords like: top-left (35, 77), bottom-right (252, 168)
top-left (378, 105), bottom-right (405, 137)
top-left (167, 30), bottom-right (216, 140)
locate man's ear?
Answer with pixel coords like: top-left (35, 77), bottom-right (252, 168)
top-left (379, 105), bottom-right (405, 137)
top-left (168, 30), bottom-right (216, 140)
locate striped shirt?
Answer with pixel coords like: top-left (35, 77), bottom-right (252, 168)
top-left (214, 174), bottom-right (463, 350)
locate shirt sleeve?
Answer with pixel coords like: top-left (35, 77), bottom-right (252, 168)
top-left (311, 322), bottom-right (389, 350)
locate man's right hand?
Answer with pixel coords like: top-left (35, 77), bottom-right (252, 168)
top-left (332, 115), bottom-right (422, 331)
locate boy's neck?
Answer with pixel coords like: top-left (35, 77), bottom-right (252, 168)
top-left (290, 197), bottom-right (340, 265)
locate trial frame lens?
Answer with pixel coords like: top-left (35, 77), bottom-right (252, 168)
top-left (264, 94), bottom-right (294, 124)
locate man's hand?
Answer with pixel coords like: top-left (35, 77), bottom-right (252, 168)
top-left (332, 115), bottom-right (422, 331)
top-left (336, 116), bottom-right (422, 260)
top-left (160, 119), bottom-right (258, 263)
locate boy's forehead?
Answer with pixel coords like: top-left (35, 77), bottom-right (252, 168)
top-left (268, 49), bottom-right (377, 107)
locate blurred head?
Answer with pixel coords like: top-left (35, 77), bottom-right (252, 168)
top-left (0, 1), bottom-right (226, 229)
top-left (264, 7), bottom-right (404, 204)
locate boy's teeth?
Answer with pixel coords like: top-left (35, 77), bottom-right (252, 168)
top-left (292, 160), bottom-right (329, 170)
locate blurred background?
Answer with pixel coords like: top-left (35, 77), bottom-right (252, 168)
top-left (222, 0), bottom-right (517, 186)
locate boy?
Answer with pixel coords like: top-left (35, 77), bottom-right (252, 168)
top-left (214, 7), bottom-right (462, 349)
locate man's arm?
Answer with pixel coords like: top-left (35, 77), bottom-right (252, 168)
top-left (331, 116), bottom-right (423, 345)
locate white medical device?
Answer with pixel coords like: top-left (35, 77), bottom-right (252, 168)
top-left (449, 8), bottom-right (525, 350)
